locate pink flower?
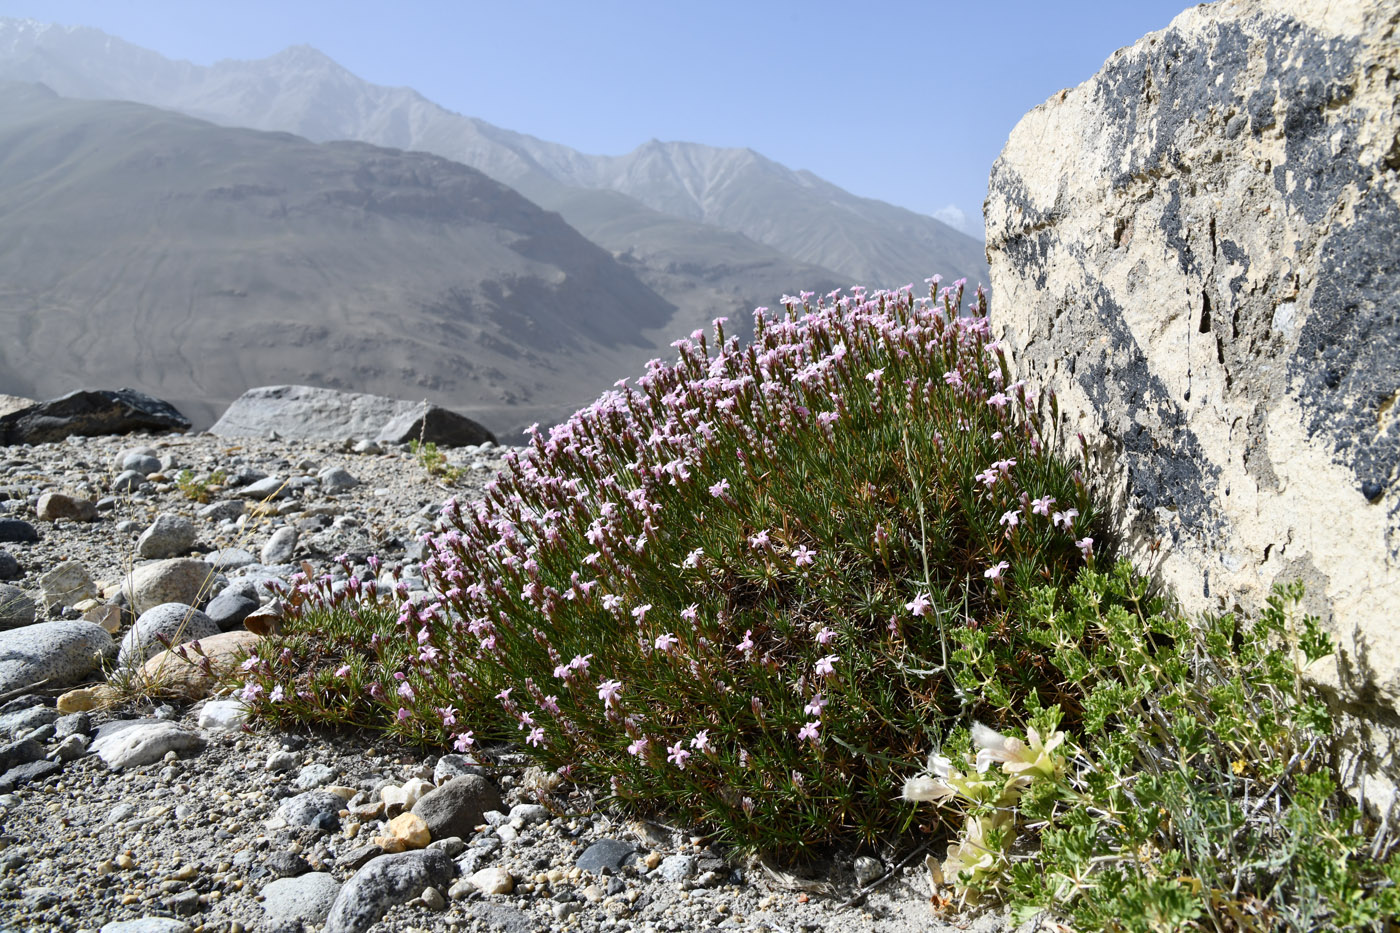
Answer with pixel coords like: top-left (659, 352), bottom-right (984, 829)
top-left (598, 679), bottom-right (623, 709)
top-left (985, 561), bottom-right (1010, 580)
top-left (631, 603), bottom-right (652, 624)
top-left (334, 664), bottom-right (351, 678)
top-left (1031, 495), bottom-right (1055, 516)
top-left (627, 736), bottom-right (650, 757)
top-left (438, 705), bottom-right (458, 727)
top-left (1053, 508), bottom-right (1080, 530)
top-left (709, 478), bottom-right (731, 498)
top-left (804, 693), bottom-right (827, 716)
top-left (526, 727), bottom-right (545, 747)
top-left (905, 593), bottom-right (932, 617)
top-left (396, 707), bottom-right (410, 722)
top-left (268, 685), bottom-right (284, 703)
top-left (667, 742), bottom-right (692, 769)
top-left (690, 730), bottom-right (713, 754)
top-left (999, 510), bottom-right (1020, 529)
top-left (792, 545), bottom-right (816, 567)
top-left (680, 604), bottom-right (699, 624)
top-left (683, 548), bottom-right (704, 568)
top-left (815, 627), bottom-right (836, 645)
top-left (814, 654), bottom-right (838, 678)
top-left (748, 529), bottom-right (771, 550)
top-left (654, 632), bottom-right (678, 652)
top-left (736, 630), bottom-right (755, 654)
top-left (1076, 536), bottom-right (1094, 559)
top-left (453, 731), bottom-right (475, 751)
top-left (987, 392), bottom-right (1010, 409)
top-left (397, 681), bottom-right (415, 700)
top-left (797, 720), bottom-right (821, 743)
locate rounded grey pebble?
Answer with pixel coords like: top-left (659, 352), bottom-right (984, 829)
top-left (136, 513), bottom-right (197, 559)
top-left (117, 602), bottom-right (218, 667)
top-left (111, 470), bottom-right (146, 494)
top-left (122, 454), bottom-right (162, 476)
top-left (0, 549), bottom-right (18, 580)
top-left (278, 790), bottom-right (344, 832)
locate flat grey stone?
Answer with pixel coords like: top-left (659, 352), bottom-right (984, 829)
top-left (0, 621), bottom-right (112, 696)
top-left (121, 453), bottom-right (162, 475)
top-left (91, 720), bottom-right (205, 769)
top-left (99, 919), bottom-right (192, 933)
top-left (0, 738), bottom-right (43, 772)
top-left (117, 602), bottom-right (218, 667)
top-left (0, 757), bottom-right (61, 792)
top-left (576, 838), bottom-right (637, 874)
top-left (292, 762), bottom-right (338, 791)
top-left (261, 872), bottom-right (341, 925)
top-left (323, 849), bottom-right (455, 933)
top-left (204, 548), bottom-right (256, 572)
top-left (196, 501), bottom-right (244, 523)
top-left (0, 706), bottom-right (58, 738)
top-left (237, 476), bottom-right (289, 501)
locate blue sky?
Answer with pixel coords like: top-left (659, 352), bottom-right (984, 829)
top-left (0, 0), bottom-right (1201, 235)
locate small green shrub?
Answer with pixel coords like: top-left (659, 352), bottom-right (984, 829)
top-left (175, 467), bottom-right (226, 503)
top-left (904, 573), bottom-right (1399, 931)
top-left (410, 439), bottom-right (467, 484)
top-left (236, 281), bottom-right (1113, 852)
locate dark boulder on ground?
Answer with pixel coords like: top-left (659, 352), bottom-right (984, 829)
top-left (209, 385), bottom-right (496, 447)
top-left (0, 389), bottom-right (189, 445)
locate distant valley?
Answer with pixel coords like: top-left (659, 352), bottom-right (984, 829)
top-left (0, 18), bottom-right (987, 433)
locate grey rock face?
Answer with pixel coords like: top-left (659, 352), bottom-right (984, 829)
top-left (985, 0), bottom-right (1400, 811)
top-left (0, 388), bottom-right (189, 445)
top-left (90, 720), bottom-right (205, 769)
top-left (136, 513), bottom-right (197, 559)
top-left (323, 849), bottom-right (455, 933)
top-left (260, 526), bottom-right (298, 565)
top-left (117, 602), bottom-right (218, 668)
top-left (211, 385), bottom-right (496, 448)
top-left (0, 584), bottom-right (36, 630)
top-left (261, 872), bottom-right (341, 926)
top-left (0, 620), bottom-right (111, 695)
top-left (410, 774), bottom-right (502, 842)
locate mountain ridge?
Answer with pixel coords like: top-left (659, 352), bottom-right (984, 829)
top-left (0, 17), bottom-right (988, 290)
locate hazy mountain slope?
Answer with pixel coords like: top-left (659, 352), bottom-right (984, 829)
top-left (0, 83), bottom-right (680, 434)
top-left (0, 19), bottom-right (986, 290)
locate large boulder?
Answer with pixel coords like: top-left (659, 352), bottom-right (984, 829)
top-left (0, 388), bottom-right (189, 445)
top-left (985, 0), bottom-right (1399, 811)
top-left (209, 385), bottom-right (496, 447)
top-left (0, 621), bottom-right (112, 695)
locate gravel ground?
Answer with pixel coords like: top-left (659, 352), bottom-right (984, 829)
top-left (0, 430), bottom-right (1015, 933)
